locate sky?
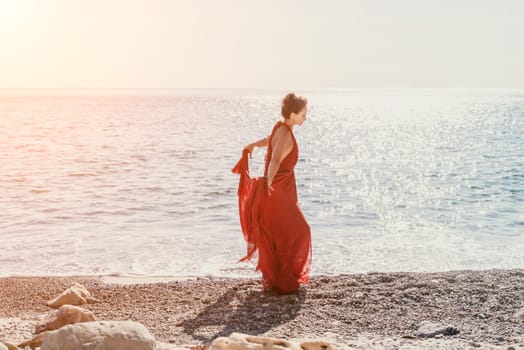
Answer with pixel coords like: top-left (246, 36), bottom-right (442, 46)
top-left (0, 0), bottom-right (523, 89)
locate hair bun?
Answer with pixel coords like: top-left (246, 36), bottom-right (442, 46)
top-left (281, 92), bottom-right (307, 119)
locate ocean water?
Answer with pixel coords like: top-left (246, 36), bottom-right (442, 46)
top-left (1, 88), bottom-right (523, 278)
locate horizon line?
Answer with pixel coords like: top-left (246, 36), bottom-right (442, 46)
top-left (1, 86), bottom-right (524, 90)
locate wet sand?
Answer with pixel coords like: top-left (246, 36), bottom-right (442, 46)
top-left (1, 269), bottom-right (523, 349)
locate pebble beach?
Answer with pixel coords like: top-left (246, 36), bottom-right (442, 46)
top-left (1, 269), bottom-right (523, 349)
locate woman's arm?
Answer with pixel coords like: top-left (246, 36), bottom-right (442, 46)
top-left (244, 136), bottom-right (269, 158)
top-left (266, 127), bottom-right (293, 194)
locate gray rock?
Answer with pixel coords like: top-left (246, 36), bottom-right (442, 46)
top-left (41, 321), bottom-right (156, 350)
top-left (416, 321), bottom-right (460, 338)
top-left (512, 308), bottom-right (524, 322)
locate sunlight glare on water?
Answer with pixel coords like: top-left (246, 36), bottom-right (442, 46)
top-left (1, 89), bottom-right (523, 277)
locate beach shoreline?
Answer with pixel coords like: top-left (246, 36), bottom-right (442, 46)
top-left (1, 269), bottom-right (523, 349)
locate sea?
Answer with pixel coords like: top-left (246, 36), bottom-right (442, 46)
top-left (1, 88), bottom-right (523, 278)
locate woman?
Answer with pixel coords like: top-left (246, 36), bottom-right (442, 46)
top-left (232, 92), bottom-right (312, 294)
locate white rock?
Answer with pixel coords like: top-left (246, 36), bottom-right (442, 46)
top-left (212, 333), bottom-right (301, 350)
top-left (47, 282), bottom-right (98, 308)
top-left (0, 342), bottom-right (7, 350)
top-left (41, 321), bottom-right (157, 350)
top-left (36, 304), bottom-right (95, 334)
top-left (1, 341), bottom-right (19, 350)
top-left (300, 340), bottom-right (349, 350)
top-left (156, 342), bottom-right (191, 350)
top-left (19, 330), bottom-right (56, 349)
top-left (211, 333), bottom-right (348, 350)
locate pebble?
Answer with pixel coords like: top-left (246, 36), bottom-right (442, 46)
top-left (1, 270), bottom-right (523, 346)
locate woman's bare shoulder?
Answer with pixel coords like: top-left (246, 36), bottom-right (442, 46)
top-left (272, 124), bottom-right (292, 142)
top-left (270, 124), bottom-right (293, 152)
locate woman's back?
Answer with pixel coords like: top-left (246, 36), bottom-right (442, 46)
top-left (264, 122), bottom-right (298, 176)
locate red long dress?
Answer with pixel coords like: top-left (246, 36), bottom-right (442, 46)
top-left (232, 121), bottom-right (312, 293)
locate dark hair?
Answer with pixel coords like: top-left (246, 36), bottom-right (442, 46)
top-left (281, 92), bottom-right (307, 119)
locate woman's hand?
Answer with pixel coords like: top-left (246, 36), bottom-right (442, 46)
top-left (243, 136), bottom-right (269, 158)
top-left (267, 179), bottom-right (274, 196)
top-left (243, 143), bottom-right (255, 159)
